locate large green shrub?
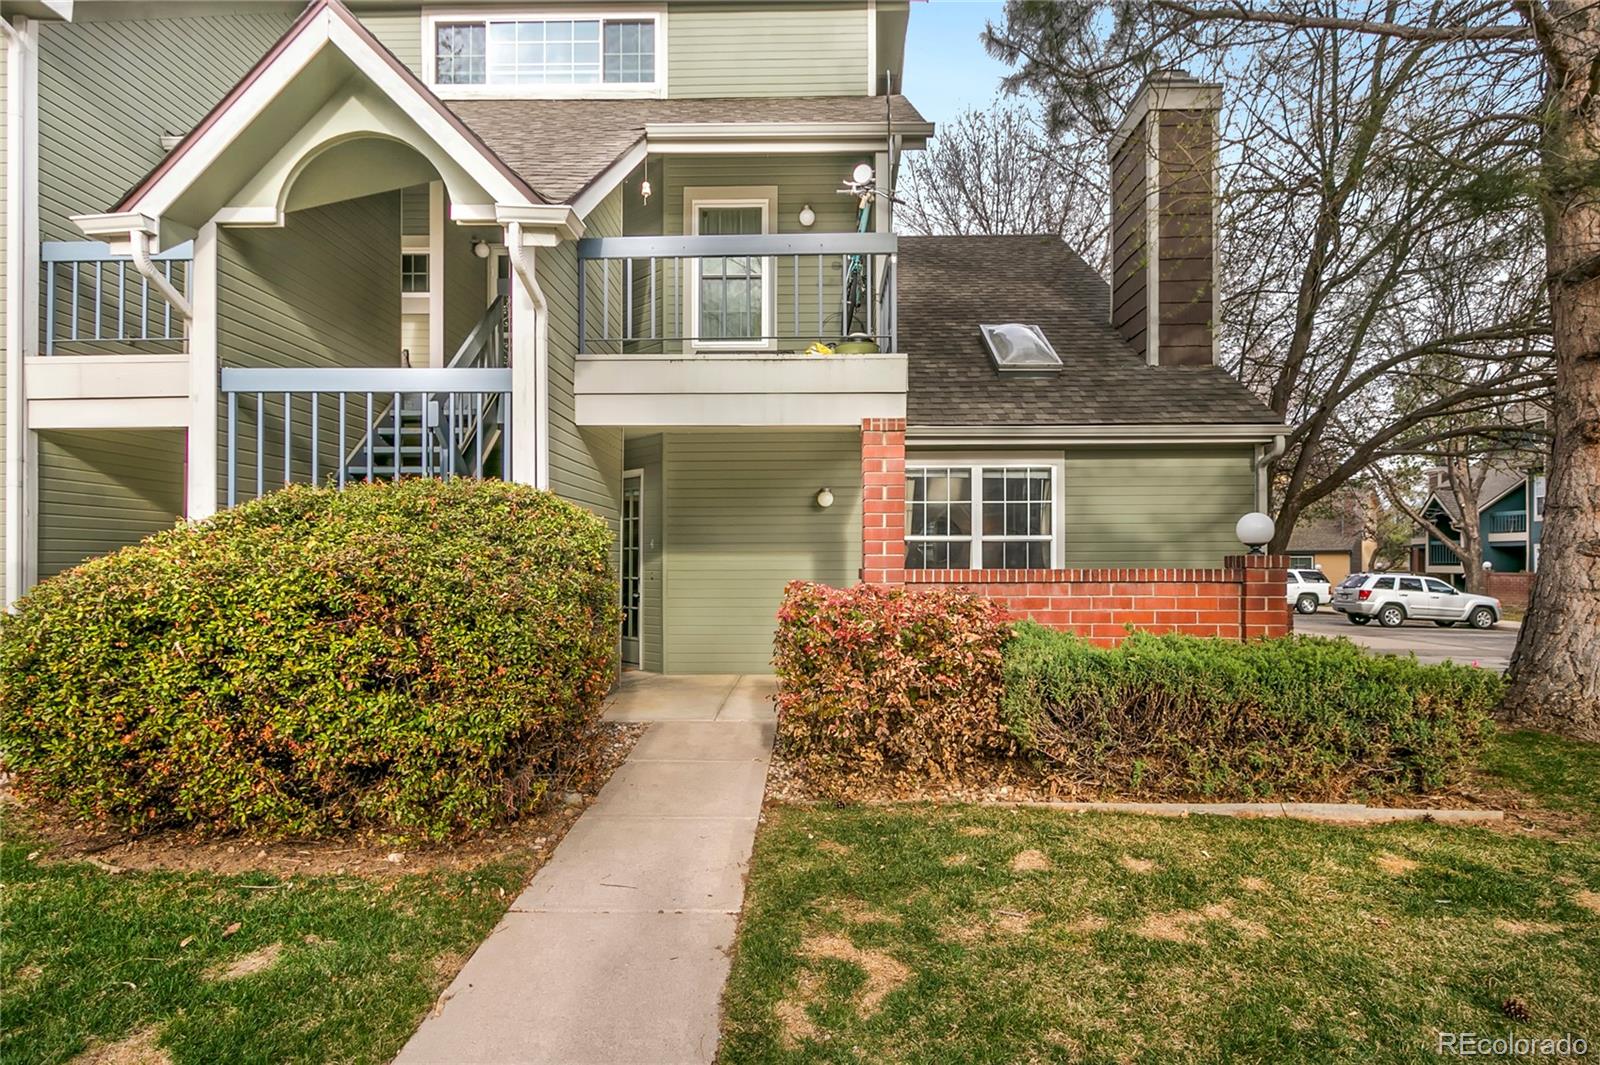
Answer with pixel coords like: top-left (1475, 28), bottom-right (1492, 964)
top-left (0, 480), bottom-right (619, 838)
top-left (773, 581), bottom-right (1013, 785)
top-left (1003, 623), bottom-right (1500, 799)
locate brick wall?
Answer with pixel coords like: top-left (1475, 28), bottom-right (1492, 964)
top-left (1487, 571), bottom-right (1534, 609)
top-left (859, 420), bottom-right (1291, 643)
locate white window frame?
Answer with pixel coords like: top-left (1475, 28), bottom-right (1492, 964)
top-left (685, 187), bottom-right (777, 352)
top-left (421, 7), bottom-right (667, 100)
top-left (904, 454), bottom-right (1066, 570)
top-left (400, 239), bottom-right (432, 308)
top-left (1533, 474), bottom-right (1546, 521)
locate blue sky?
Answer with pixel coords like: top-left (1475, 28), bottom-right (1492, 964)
top-left (900, 0), bottom-right (1014, 129)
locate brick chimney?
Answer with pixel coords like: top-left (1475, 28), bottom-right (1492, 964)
top-left (1108, 69), bottom-right (1221, 367)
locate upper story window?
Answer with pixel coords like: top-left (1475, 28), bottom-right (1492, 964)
top-left (429, 13), bottom-right (661, 97)
top-left (401, 253), bottom-right (430, 295)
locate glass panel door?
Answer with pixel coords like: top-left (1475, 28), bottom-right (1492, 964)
top-left (620, 473), bottom-right (642, 667)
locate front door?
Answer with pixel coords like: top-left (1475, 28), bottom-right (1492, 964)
top-left (621, 472), bottom-right (643, 668)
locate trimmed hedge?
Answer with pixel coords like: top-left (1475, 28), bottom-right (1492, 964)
top-left (773, 581), bottom-right (1013, 784)
top-left (1003, 622), bottom-right (1501, 799)
top-left (0, 480), bottom-right (619, 838)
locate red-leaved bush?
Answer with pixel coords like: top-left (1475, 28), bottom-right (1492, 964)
top-left (773, 581), bottom-right (1012, 784)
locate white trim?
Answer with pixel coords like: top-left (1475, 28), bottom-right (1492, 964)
top-left (427, 180), bottom-right (445, 366)
top-left (94, 8), bottom-right (536, 237)
top-left (620, 466), bottom-right (644, 667)
top-left (420, 6), bottom-right (667, 100)
top-left (185, 222), bottom-right (219, 518)
top-left (27, 397), bottom-right (190, 430)
top-left (684, 186), bottom-right (778, 352)
top-left (5, 15), bottom-right (39, 604)
top-left (571, 137), bottom-right (647, 220)
top-left (1108, 79), bottom-right (1222, 157)
top-left (906, 424), bottom-right (1289, 445)
top-left (865, 0), bottom-right (878, 95)
top-left (645, 121), bottom-right (935, 143)
top-left (904, 452), bottom-right (1066, 570)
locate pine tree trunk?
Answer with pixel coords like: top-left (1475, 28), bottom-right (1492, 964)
top-left (1502, 11), bottom-right (1600, 739)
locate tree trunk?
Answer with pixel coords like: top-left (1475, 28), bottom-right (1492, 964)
top-left (1502, 11), bottom-right (1600, 739)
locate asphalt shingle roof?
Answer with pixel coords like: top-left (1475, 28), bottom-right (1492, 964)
top-left (897, 235), bottom-right (1280, 428)
top-left (1288, 517), bottom-right (1363, 552)
top-left (450, 95), bottom-right (929, 203)
top-left (1428, 466), bottom-right (1526, 521)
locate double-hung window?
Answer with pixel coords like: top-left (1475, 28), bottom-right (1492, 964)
top-left (695, 204), bottom-right (767, 344)
top-left (431, 14), bottom-right (659, 94)
top-left (905, 460), bottom-right (1062, 570)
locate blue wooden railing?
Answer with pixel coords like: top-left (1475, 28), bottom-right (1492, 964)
top-left (41, 240), bottom-right (192, 354)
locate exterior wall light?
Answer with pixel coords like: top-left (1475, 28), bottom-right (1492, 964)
top-left (798, 204), bottom-right (816, 227)
top-left (639, 177), bottom-right (652, 204)
top-left (815, 488), bottom-right (834, 509)
top-left (1235, 512), bottom-right (1275, 554)
top-left (472, 239), bottom-right (490, 260)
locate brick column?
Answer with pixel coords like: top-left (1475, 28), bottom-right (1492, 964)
top-left (860, 417), bottom-right (906, 584)
top-left (1226, 553), bottom-right (1292, 640)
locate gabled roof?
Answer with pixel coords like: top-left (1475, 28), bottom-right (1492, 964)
top-left (110, 0), bottom-right (540, 217)
top-left (896, 235), bottom-right (1281, 428)
top-left (1288, 518), bottom-right (1364, 553)
top-left (1425, 466), bottom-right (1526, 522)
top-left (449, 95), bottom-right (930, 205)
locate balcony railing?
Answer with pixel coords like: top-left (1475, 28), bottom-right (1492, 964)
top-left (1489, 511), bottom-right (1527, 535)
top-left (1429, 542), bottom-right (1461, 567)
top-left (575, 232), bottom-right (897, 355)
top-left (217, 367), bottom-right (512, 507)
top-left (41, 240), bottom-right (192, 355)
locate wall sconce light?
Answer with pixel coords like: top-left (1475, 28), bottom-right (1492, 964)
top-left (798, 204), bottom-right (816, 228)
top-left (639, 177), bottom-right (653, 204)
top-left (815, 488), bottom-right (834, 509)
top-left (472, 238), bottom-right (490, 259)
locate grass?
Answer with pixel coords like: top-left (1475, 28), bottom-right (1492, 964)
top-left (0, 816), bottom-right (525, 1065)
top-left (721, 730), bottom-right (1600, 1063)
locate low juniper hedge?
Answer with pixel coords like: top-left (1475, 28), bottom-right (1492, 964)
top-left (774, 583), bottom-right (1500, 800)
top-left (0, 479), bottom-right (619, 839)
top-left (1003, 621), bottom-right (1500, 799)
top-left (773, 581), bottom-right (1014, 785)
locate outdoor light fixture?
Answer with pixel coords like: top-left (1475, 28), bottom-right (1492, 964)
top-left (472, 239), bottom-right (490, 260)
top-left (1235, 512), bottom-right (1275, 554)
top-left (639, 177), bottom-right (653, 204)
top-left (1483, 560), bottom-right (1494, 571)
top-left (798, 204), bottom-right (816, 227)
top-left (815, 488), bottom-right (834, 509)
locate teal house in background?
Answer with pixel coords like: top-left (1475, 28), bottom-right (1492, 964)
top-left (1410, 466), bottom-right (1545, 588)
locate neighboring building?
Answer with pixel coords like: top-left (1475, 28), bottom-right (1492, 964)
top-left (1286, 514), bottom-right (1374, 585)
top-left (1, 4), bottom-right (1286, 672)
top-left (1408, 466), bottom-right (1545, 587)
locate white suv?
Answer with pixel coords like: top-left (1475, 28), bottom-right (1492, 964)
top-left (1286, 569), bottom-right (1332, 614)
top-left (1331, 573), bottom-right (1501, 629)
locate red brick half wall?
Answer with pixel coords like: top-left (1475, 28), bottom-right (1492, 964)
top-left (860, 419), bottom-right (1291, 643)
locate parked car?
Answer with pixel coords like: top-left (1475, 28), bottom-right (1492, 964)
top-left (1286, 569), bottom-right (1332, 614)
top-left (1330, 573), bottom-right (1500, 629)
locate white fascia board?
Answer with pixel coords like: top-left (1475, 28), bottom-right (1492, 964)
top-left (571, 138), bottom-right (648, 220)
top-left (646, 120), bottom-right (935, 141)
top-left (648, 139), bottom-right (912, 156)
top-left (495, 204), bottom-right (584, 241)
top-left (575, 392), bottom-right (906, 427)
top-left (906, 423), bottom-right (1290, 445)
top-left (27, 395), bottom-right (190, 429)
top-left (121, 10), bottom-right (536, 226)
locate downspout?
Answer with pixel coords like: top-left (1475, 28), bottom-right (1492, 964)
top-left (1253, 434), bottom-right (1286, 514)
top-left (504, 220), bottom-right (550, 488)
top-left (129, 229), bottom-right (193, 321)
top-left (4, 14), bottom-right (32, 606)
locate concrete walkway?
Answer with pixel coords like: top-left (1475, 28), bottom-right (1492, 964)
top-left (397, 673), bottom-right (776, 1065)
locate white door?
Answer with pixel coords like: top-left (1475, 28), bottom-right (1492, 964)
top-left (620, 473), bottom-right (643, 668)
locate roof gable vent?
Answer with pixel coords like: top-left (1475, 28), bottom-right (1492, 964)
top-left (980, 323), bottom-right (1062, 373)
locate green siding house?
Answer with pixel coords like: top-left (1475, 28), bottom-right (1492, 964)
top-left (1, 0), bottom-right (1284, 673)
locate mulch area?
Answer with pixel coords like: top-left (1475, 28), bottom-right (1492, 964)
top-left (763, 744), bottom-right (1567, 835)
top-left (4, 721), bottom-right (646, 879)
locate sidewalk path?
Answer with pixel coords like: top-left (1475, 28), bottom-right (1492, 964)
top-left (397, 674), bottom-right (775, 1065)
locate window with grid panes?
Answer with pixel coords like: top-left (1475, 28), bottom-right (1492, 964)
top-left (905, 463), bottom-right (1058, 569)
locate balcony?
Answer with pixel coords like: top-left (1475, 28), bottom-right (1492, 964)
top-left (1488, 511), bottom-right (1528, 536)
top-left (1428, 542), bottom-right (1462, 568)
top-left (572, 232), bottom-right (907, 427)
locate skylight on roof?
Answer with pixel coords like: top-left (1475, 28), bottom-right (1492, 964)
top-left (980, 323), bottom-right (1062, 373)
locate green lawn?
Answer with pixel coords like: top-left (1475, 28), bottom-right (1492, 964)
top-left (721, 730), bottom-right (1600, 1064)
top-left (0, 820), bottom-right (525, 1065)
